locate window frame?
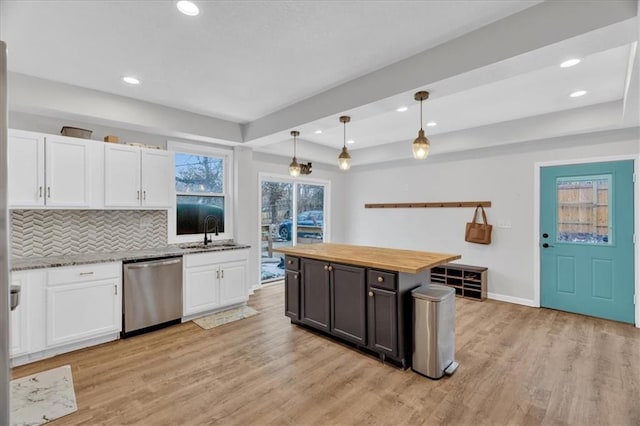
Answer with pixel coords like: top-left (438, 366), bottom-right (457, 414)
top-left (167, 140), bottom-right (234, 244)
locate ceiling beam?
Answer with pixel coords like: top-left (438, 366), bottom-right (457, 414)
top-left (8, 72), bottom-right (243, 144)
top-left (242, 0), bottom-right (638, 142)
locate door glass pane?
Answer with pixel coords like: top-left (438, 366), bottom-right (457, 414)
top-left (297, 184), bottom-right (325, 245)
top-left (260, 181), bottom-right (293, 284)
top-left (556, 175), bottom-right (611, 245)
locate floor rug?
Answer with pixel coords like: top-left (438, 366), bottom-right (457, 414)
top-left (11, 365), bottom-right (77, 425)
top-left (193, 305), bottom-right (259, 330)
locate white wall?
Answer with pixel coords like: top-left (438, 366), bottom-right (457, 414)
top-left (343, 130), bottom-right (639, 304)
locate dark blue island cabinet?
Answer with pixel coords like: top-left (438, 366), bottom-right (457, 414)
top-left (278, 244), bottom-right (459, 369)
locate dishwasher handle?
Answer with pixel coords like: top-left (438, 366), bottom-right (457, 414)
top-left (126, 259), bottom-right (182, 269)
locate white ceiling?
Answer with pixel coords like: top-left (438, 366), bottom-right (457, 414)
top-left (1, 0), bottom-right (540, 122)
top-left (1, 0), bottom-right (638, 166)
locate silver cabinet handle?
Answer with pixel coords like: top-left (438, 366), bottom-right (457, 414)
top-left (114, 284), bottom-right (118, 295)
top-left (216, 270), bottom-right (220, 279)
top-left (221, 270), bottom-right (224, 279)
top-left (143, 190), bottom-right (146, 200)
top-left (136, 190), bottom-right (140, 200)
top-left (39, 186), bottom-right (43, 198)
top-left (47, 187), bottom-right (51, 198)
top-left (79, 271), bottom-right (94, 276)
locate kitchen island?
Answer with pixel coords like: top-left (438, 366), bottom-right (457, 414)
top-left (274, 243), bottom-right (460, 368)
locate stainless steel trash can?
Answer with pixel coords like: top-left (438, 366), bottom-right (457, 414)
top-left (412, 284), bottom-right (456, 379)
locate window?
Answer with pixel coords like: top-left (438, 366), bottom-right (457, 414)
top-left (168, 142), bottom-right (233, 243)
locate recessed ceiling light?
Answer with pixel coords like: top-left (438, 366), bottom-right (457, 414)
top-left (396, 106), bottom-right (408, 112)
top-left (347, 140), bottom-right (355, 144)
top-left (176, 0), bottom-right (200, 16)
top-left (560, 58), bottom-right (581, 68)
top-left (122, 76), bottom-right (140, 85)
top-left (426, 121), bottom-right (437, 127)
top-left (570, 90), bottom-right (587, 98)
top-left (314, 130), bottom-right (322, 134)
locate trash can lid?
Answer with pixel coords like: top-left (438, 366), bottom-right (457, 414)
top-left (412, 284), bottom-right (454, 301)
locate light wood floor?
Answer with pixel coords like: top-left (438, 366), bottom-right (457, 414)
top-left (13, 284), bottom-right (640, 425)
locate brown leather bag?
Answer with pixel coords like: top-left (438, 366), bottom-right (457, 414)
top-left (465, 206), bottom-right (492, 244)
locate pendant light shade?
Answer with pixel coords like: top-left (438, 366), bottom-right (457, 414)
top-left (412, 91), bottom-right (430, 160)
top-left (289, 130), bottom-right (301, 177)
top-left (338, 116), bottom-right (352, 171)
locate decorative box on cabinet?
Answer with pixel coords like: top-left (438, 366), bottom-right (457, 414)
top-left (430, 263), bottom-right (487, 300)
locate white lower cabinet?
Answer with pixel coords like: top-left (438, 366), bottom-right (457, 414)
top-left (183, 249), bottom-right (249, 317)
top-left (46, 277), bottom-right (121, 348)
top-left (9, 262), bottom-right (121, 366)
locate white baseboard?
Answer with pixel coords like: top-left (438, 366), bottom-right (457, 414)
top-left (487, 292), bottom-right (538, 307)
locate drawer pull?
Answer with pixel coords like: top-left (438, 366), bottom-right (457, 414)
top-left (377, 276), bottom-right (384, 283)
top-left (79, 272), bottom-right (94, 276)
top-left (294, 274), bottom-right (298, 279)
top-left (288, 260), bottom-right (293, 264)
top-left (368, 291), bottom-right (374, 297)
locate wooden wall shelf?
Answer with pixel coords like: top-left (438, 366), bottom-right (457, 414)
top-left (365, 201), bottom-right (491, 209)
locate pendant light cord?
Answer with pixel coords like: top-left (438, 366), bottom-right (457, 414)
top-left (420, 98), bottom-right (423, 131)
top-left (294, 134), bottom-right (297, 157)
top-left (343, 122), bottom-right (346, 149)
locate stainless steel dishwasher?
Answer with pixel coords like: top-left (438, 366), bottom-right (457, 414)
top-left (122, 256), bottom-right (183, 337)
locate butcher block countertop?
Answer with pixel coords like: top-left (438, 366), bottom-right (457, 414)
top-left (273, 243), bottom-right (461, 274)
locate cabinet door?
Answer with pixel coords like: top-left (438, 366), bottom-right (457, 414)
top-left (219, 260), bottom-right (247, 307)
top-left (45, 136), bottom-right (91, 207)
top-left (10, 273), bottom-right (29, 357)
top-left (141, 149), bottom-right (172, 208)
top-left (301, 258), bottom-right (330, 332)
top-left (104, 144), bottom-right (141, 207)
top-left (331, 264), bottom-right (366, 345)
top-left (184, 265), bottom-right (220, 316)
top-left (285, 269), bottom-right (300, 320)
top-left (367, 286), bottom-right (398, 357)
top-left (46, 278), bottom-right (121, 347)
top-left (8, 130), bottom-right (45, 207)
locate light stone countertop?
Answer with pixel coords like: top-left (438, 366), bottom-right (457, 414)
top-left (10, 243), bottom-right (251, 271)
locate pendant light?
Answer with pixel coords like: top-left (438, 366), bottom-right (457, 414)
top-left (412, 91), bottom-right (430, 160)
top-left (338, 116), bottom-right (352, 171)
top-left (289, 130), bottom-right (301, 177)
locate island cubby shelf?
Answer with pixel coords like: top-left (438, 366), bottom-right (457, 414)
top-left (430, 263), bottom-right (487, 301)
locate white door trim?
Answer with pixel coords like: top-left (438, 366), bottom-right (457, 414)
top-left (533, 154), bottom-right (640, 328)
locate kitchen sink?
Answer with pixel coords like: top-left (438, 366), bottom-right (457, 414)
top-left (179, 242), bottom-right (239, 249)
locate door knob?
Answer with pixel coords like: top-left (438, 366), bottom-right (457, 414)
top-left (542, 243), bottom-right (554, 248)
top-left (328, 266), bottom-right (333, 271)
top-left (377, 276), bottom-right (383, 283)
top-left (324, 265), bottom-right (328, 271)
top-left (368, 291), bottom-right (374, 297)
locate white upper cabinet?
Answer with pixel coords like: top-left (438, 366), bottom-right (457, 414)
top-left (141, 149), bottom-right (172, 208)
top-left (104, 144), bottom-right (172, 209)
top-left (8, 130), bottom-right (45, 207)
top-left (104, 144), bottom-right (142, 207)
top-left (8, 130), bottom-right (103, 209)
top-left (45, 136), bottom-right (91, 207)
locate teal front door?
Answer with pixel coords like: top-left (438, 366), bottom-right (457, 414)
top-left (540, 160), bottom-right (635, 323)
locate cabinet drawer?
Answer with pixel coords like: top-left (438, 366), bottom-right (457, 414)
top-left (367, 269), bottom-right (396, 291)
top-left (47, 262), bottom-right (121, 286)
top-left (285, 256), bottom-right (300, 271)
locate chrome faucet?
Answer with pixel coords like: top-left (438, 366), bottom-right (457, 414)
top-left (203, 215), bottom-right (219, 246)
